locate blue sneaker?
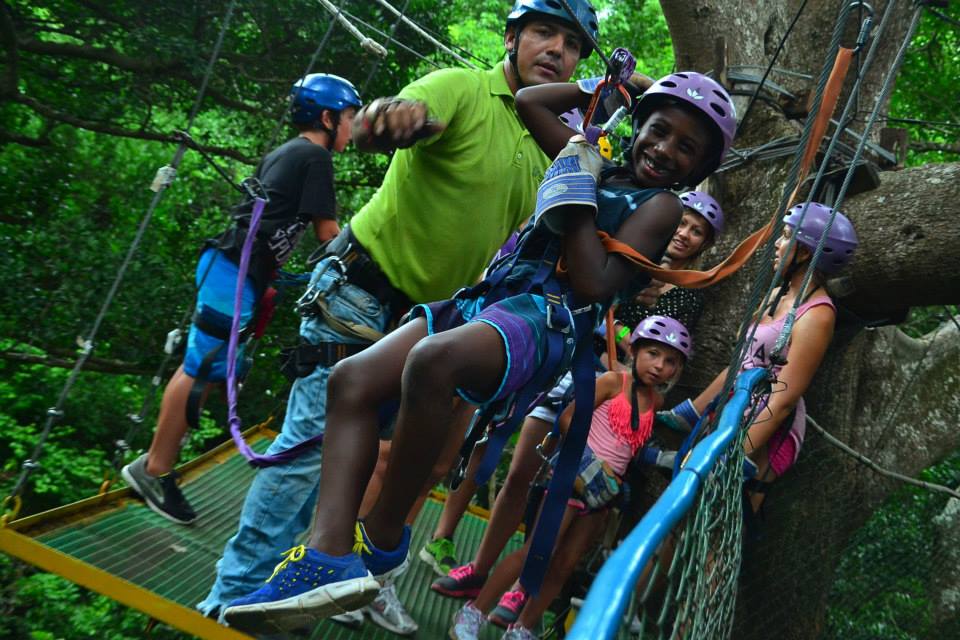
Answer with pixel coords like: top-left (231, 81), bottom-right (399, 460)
top-left (222, 545), bottom-right (380, 635)
top-left (355, 521), bottom-right (411, 582)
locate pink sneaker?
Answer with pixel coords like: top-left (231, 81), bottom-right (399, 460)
top-left (488, 589), bottom-right (528, 628)
top-left (431, 562), bottom-right (487, 599)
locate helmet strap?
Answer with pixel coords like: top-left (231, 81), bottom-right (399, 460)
top-left (507, 24), bottom-right (527, 90)
top-left (311, 110), bottom-right (342, 150)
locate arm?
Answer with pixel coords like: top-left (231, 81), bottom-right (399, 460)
top-left (562, 192), bottom-right (683, 303)
top-left (351, 98), bottom-right (445, 153)
top-left (743, 305), bottom-right (835, 454)
top-left (515, 82), bottom-right (593, 159)
top-left (313, 218), bottom-right (340, 242)
top-left (556, 371), bottom-right (622, 436)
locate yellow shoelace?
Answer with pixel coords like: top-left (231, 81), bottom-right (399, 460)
top-left (266, 545), bottom-right (306, 583)
top-left (353, 522), bottom-right (372, 556)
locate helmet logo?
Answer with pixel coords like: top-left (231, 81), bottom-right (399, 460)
top-left (665, 332), bottom-right (679, 344)
top-left (686, 88), bottom-right (704, 101)
top-left (692, 201), bottom-right (704, 211)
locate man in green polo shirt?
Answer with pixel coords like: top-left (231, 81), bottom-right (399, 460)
top-left (205, 1), bottom-right (601, 634)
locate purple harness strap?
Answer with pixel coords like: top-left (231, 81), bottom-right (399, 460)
top-left (226, 197), bottom-right (323, 467)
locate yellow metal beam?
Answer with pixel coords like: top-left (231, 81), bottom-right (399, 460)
top-left (0, 519), bottom-right (253, 639)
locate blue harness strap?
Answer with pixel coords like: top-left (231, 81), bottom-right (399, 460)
top-left (520, 307), bottom-right (597, 596)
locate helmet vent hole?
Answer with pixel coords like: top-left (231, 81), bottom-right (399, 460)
top-left (674, 73), bottom-right (688, 79)
top-left (660, 80), bottom-right (678, 88)
top-left (713, 89), bottom-right (730, 103)
top-left (710, 103), bottom-right (726, 117)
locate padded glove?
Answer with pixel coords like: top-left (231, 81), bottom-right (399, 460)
top-left (534, 135), bottom-right (603, 234)
top-left (655, 398), bottom-right (700, 434)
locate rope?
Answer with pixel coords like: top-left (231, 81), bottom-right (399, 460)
top-left (737, 0), bottom-right (810, 134)
top-left (316, 0), bottom-right (388, 58)
top-left (361, 0), bottom-right (413, 95)
top-left (369, 0), bottom-right (479, 71)
top-left (556, 0), bottom-right (610, 69)
top-left (775, 0), bottom-right (922, 361)
top-left (807, 415), bottom-right (960, 500)
top-left (340, 9), bottom-right (443, 70)
top-left (2, 0), bottom-right (240, 521)
top-left (264, 0), bottom-right (346, 156)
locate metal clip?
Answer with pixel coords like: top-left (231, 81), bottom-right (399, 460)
top-left (149, 165), bottom-right (177, 192)
top-left (545, 303), bottom-right (571, 334)
top-left (240, 176), bottom-right (270, 203)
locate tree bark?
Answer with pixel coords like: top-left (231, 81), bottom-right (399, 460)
top-left (658, 0), bottom-right (960, 638)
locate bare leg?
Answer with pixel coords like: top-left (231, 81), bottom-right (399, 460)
top-left (432, 439), bottom-right (484, 541)
top-left (146, 365), bottom-right (205, 475)
top-left (473, 547), bottom-right (525, 613)
top-left (473, 416), bottom-right (552, 575)
top-left (306, 319), bottom-right (431, 555)
top-left (516, 508), bottom-right (608, 628)
top-left (363, 322), bottom-right (507, 551)
top-left (414, 401), bottom-right (476, 528)
top-left (359, 440), bottom-right (392, 519)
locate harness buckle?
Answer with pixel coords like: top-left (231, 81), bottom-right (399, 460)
top-left (544, 294), bottom-right (571, 333)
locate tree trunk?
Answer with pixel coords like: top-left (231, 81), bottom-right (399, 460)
top-left (658, 1), bottom-right (960, 638)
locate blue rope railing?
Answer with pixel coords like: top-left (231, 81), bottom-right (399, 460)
top-left (567, 366), bottom-right (771, 639)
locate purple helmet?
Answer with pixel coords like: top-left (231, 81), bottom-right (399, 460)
top-left (783, 202), bottom-right (858, 274)
top-left (632, 72), bottom-right (736, 186)
top-left (630, 315), bottom-right (693, 360)
top-left (559, 108), bottom-right (583, 132)
top-left (679, 191), bottom-right (724, 237)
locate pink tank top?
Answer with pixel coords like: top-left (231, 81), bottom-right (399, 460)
top-left (741, 295), bottom-right (836, 450)
top-left (587, 373), bottom-right (654, 476)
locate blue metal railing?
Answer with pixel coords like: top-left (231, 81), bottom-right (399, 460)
top-left (567, 367), bottom-right (771, 639)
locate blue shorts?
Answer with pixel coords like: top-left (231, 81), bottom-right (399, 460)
top-left (183, 248), bottom-right (257, 381)
top-left (410, 293), bottom-right (575, 407)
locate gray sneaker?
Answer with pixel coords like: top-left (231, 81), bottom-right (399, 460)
top-left (121, 453), bottom-right (196, 524)
top-left (449, 601), bottom-right (485, 640)
top-left (502, 623), bottom-right (538, 639)
top-left (366, 583), bottom-right (418, 635)
top-left (330, 608), bottom-right (365, 629)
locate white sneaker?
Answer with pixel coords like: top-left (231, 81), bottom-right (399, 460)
top-left (449, 601), bottom-right (486, 640)
top-left (330, 608), bottom-right (364, 629)
top-left (366, 583), bottom-right (418, 635)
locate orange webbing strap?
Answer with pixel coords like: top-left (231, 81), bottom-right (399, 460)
top-left (605, 306), bottom-right (617, 366)
top-left (600, 47), bottom-right (854, 290)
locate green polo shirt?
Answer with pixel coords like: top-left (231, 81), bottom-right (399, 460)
top-left (350, 64), bottom-right (550, 303)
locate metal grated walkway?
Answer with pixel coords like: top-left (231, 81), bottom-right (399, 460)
top-left (3, 425), bottom-right (524, 639)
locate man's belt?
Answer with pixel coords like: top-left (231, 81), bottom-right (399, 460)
top-left (326, 226), bottom-right (412, 315)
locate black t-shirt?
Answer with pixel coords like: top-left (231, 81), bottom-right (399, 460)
top-left (213, 136), bottom-right (336, 293)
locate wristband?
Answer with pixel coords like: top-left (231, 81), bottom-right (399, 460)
top-left (616, 325), bottom-right (631, 342)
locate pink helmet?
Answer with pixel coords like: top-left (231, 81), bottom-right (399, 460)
top-left (632, 72), bottom-right (736, 186)
top-left (629, 315), bottom-right (693, 360)
top-left (679, 190), bottom-right (724, 237)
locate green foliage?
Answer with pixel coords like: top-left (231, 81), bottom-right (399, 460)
top-left (887, 4), bottom-right (960, 166)
top-left (825, 451), bottom-right (960, 640)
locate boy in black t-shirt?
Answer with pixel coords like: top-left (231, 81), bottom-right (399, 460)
top-left (122, 74), bottom-right (361, 525)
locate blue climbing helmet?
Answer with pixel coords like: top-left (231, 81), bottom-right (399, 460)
top-left (289, 73), bottom-right (362, 125)
top-left (506, 0), bottom-right (599, 59)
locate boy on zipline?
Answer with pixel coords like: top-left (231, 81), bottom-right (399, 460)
top-left (122, 74), bottom-right (361, 526)
top-left (198, 1), bottom-right (601, 632)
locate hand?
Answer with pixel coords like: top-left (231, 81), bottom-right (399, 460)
top-left (313, 218), bottom-right (340, 243)
top-left (635, 280), bottom-right (664, 307)
top-left (534, 135), bottom-right (604, 234)
top-left (357, 98), bottom-right (445, 150)
top-left (655, 398), bottom-right (700, 434)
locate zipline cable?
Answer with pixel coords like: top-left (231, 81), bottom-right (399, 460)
top-left (370, 0), bottom-right (479, 70)
top-left (1, 0), bottom-right (240, 524)
top-left (737, 0), bottom-right (810, 134)
top-left (316, 0), bottom-right (388, 58)
top-left (362, 0), bottom-right (414, 95)
top-left (341, 9), bottom-right (444, 70)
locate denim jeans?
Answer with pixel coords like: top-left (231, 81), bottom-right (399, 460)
top-left (197, 257), bottom-right (390, 617)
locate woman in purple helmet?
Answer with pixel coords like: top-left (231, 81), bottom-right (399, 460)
top-left (451, 317), bottom-right (692, 639)
top-left (660, 202), bottom-right (858, 509)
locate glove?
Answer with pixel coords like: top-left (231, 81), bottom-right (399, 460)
top-left (534, 136), bottom-right (603, 234)
top-left (655, 399), bottom-right (700, 434)
top-left (637, 445), bottom-right (677, 470)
